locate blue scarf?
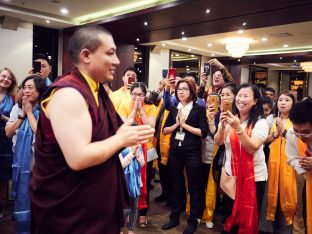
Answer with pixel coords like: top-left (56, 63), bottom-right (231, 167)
top-left (12, 104), bottom-right (39, 234)
top-left (0, 92), bottom-right (13, 116)
top-left (121, 147), bottom-right (142, 198)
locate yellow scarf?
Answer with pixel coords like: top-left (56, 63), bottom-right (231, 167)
top-left (267, 118), bottom-right (297, 225)
top-left (157, 99), bottom-right (171, 165)
top-left (297, 139), bottom-right (312, 234)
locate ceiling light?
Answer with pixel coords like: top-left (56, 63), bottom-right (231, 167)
top-left (139, 57), bottom-right (142, 60)
top-left (280, 57), bottom-right (283, 60)
top-left (238, 59), bottom-right (241, 62)
top-left (191, 55), bottom-right (194, 57)
top-left (136, 38), bottom-right (140, 42)
top-left (46, 20), bottom-right (50, 24)
top-left (223, 38), bottom-right (252, 58)
top-left (206, 9), bottom-right (210, 14)
top-left (211, 53), bottom-right (215, 56)
top-left (188, 49), bottom-right (191, 52)
top-left (134, 47), bottom-right (137, 50)
top-left (175, 53), bottom-right (180, 56)
top-left (207, 43), bottom-right (213, 47)
top-left (238, 29), bottom-right (244, 34)
top-left (294, 60), bottom-right (297, 63)
top-left (144, 21), bottom-right (148, 26)
top-left (181, 31), bottom-right (185, 35)
top-left (253, 62), bottom-right (256, 64)
top-left (262, 37), bottom-right (268, 41)
top-left (35, 45), bottom-right (37, 48)
top-left (242, 22), bottom-right (247, 26)
top-left (182, 37), bottom-right (187, 41)
top-left (283, 44), bottom-right (289, 48)
top-left (301, 62), bottom-right (312, 72)
top-left (60, 8), bottom-right (68, 15)
top-left (161, 43), bottom-right (166, 47)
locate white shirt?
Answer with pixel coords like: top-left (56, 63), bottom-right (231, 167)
top-left (6, 103), bottom-right (23, 152)
top-left (286, 127), bottom-right (312, 175)
top-left (224, 118), bottom-right (269, 181)
top-left (177, 101), bottom-right (193, 120)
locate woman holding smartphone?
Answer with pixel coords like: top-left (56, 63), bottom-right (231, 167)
top-left (162, 79), bottom-right (208, 234)
top-left (265, 91), bottom-right (297, 233)
top-left (214, 83), bottom-right (268, 234)
top-left (118, 82), bottom-right (157, 228)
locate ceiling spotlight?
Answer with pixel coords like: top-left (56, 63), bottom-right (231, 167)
top-left (182, 37), bottom-right (187, 41)
top-left (188, 49), bottom-right (191, 52)
top-left (136, 38), bottom-right (140, 42)
top-left (46, 20), bottom-right (50, 24)
top-left (206, 9), bottom-right (210, 14)
top-left (280, 57), bottom-right (283, 60)
top-left (242, 22), bottom-right (247, 26)
top-left (211, 53), bottom-right (215, 56)
top-left (294, 60), bottom-right (297, 63)
top-left (35, 45), bottom-right (38, 48)
top-left (144, 21), bottom-right (148, 26)
top-left (253, 62), bottom-right (256, 64)
top-left (238, 29), bottom-right (244, 34)
top-left (238, 59), bottom-right (241, 62)
top-left (261, 37), bottom-right (268, 41)
top-left (283, 44), bottom-right (289, 48)
top-left (207, 43), bottom-right (213, 47)
top-left (175, 53), bottom-right (180, 57)
top-left (134, 47), bottom-right (137, 50)
top-left (181, 31), bottom-right (185, 35)
top-left (139, 57), bottom-right (142, 60)
top-left (60, 8), bottom-right (68, 15)
top-left (161, 43), bottom-right (166, 47)
top-left (191, 54), bottom-right (194, 57)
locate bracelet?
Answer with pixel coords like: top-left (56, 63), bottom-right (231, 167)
top-left (272, 131), bottom-right (279, 139)
top-left (236, 129), bottom-right (244, 135)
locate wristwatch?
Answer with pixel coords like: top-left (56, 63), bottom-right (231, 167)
top-left (282, 129), bottom-right (287, 138)
top-left (18, 114), bottom-right (25, 120)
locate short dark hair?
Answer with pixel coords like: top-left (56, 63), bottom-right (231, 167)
top-left (260, 95), bottom-right (273, 109)
top-left (22, 75), bottom-right (48, 101)
top-left (265, 87), bottom-right (275, 95)
top-left (289, 99), bottom-right (312, 125)
top-left (184, 72), bottom-right (198, 84)
top-left (272, 91), bottom-right (296, 117)
top-left (175, 79), bottom-right (197, 103)
top-left (237, 83), bottom-right (263, 128)
top-left (123, 67), bottom-right (136, 76)
top-left (34, 54), bottom-right (51, 65)
top-left (68, 26), bottom-right (111, 64)
top-left (130, 82), bottom-right (151, 105)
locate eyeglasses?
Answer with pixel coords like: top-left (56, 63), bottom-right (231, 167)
top-left (131, 93), bottom-right (145, 97)
top-left (177, 88), bottom-right (189, 92)
top-left (289, 129), bottom-right (312, 138)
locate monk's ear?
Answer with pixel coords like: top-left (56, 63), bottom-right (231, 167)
top-left (79, 48), bottom-right (91, 64)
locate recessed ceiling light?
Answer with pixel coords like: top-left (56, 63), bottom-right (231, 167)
top-left (206, 9), bottom-right (210, 14)
top-left (46, 20), bottom-right (50, 24)
top-left (207, 43), bottom-right (213, 47)
top-left (134, 47), bottom-right (137, 50)
top-left (182, 37), bottom-right (187, 41)
top-left (242, 22), bottom-right (247, 26)
top-left (211, 53), bottom-right (215, 56)
top-left (280, 57), bottom-right (283, 60)
top-left (191, 54), bottom-right (194, 57)
top-left (35, 45), bottom-right (38, 48)
top-left (238, 59), bottom-right (241, 61)
top-left (136, 38), bottom-right (140, 42)
top-left (60, 8), bottom-right (68, 15)
top-left (188, 49), bottom-right (191, 52)
top-left (161, 43), bottom-right (166, 47)
top-left (144, 21), bottom-right (148, 26)
top-left (294, 59), bottom-right (297, 63)
top-left (139, 57), bottom-right (142, 60)
top-left (283, 44), bottom-right (289, 48)
top-left (261, 37), bottom-right (268, 41)
top-left (238, 29), bottom-right (244, 34)
top-left (175, 53), bottom-right (180, 57)
top-left (253, 62), bottom-right (256, 64)
top-left (181, 31), bottom-right (185, 35)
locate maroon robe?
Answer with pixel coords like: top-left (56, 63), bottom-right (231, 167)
top-left (29, 68), bottom-right (129, 234)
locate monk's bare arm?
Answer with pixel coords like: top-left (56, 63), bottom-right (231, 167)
top-left (46, 88), bottom-right (155, 171)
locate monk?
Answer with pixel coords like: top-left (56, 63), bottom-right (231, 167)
top-left (29, 26), bottom-right (154, 234)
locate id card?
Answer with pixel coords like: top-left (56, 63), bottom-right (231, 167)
top-left (175, 131), bottom-right (185, 141)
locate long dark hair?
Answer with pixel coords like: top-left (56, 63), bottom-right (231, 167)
top-left (272, 91), bottom-right (296, 117)
top-left (237, 83), bottom-right (263, 128)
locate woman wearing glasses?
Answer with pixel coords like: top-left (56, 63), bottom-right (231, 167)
top-left (162, 79), bottom-right (208, 234)
top-left (265, 91), bottom-right (297, 234)
top-left (118, 82), bottom-right (157, 228)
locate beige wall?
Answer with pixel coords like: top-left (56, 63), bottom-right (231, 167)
top-left (0, 22), bottom-right (33, 85)
top-left (148, 48), bottom-right (169, 90)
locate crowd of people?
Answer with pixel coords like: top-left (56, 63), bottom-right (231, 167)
top-left (0, 25), bottom-right (312, 234)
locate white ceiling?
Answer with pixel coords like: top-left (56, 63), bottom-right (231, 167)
top-left (145, 21), bottom-right (312, 58)
top-left (0, 0), bottom-right (174, 28)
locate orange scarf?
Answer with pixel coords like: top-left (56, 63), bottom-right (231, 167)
top-left (297, 139), bottom-right (312, 234)
top-left (224, 127), bottom-right (258, 234)
top-left (267, 119), bottom-right (297, 225)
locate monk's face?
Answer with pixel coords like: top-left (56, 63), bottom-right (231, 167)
top-left (88, 34), bottom-right (120, 82)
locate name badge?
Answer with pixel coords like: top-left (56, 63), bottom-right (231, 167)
top-left (175, 131), bottom-right (185, 141)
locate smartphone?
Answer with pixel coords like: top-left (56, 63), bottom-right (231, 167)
top-left (168, 68), bottom-right (176, 80)
top-left (33, 61), bottom-right (41, 73)
top-left (204, 63), bottom-right (210, 75)
top-left (222, 100), bottom-right (232, 113)
top-left (208, 94), bottom-right (219, 112)
top-left (162, 69), bottom-right (168, 79)
top-left (128, 76), bottom-right (136, 85)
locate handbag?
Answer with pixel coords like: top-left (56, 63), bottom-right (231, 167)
top-left (220, 150), bottom-right (237, 200)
